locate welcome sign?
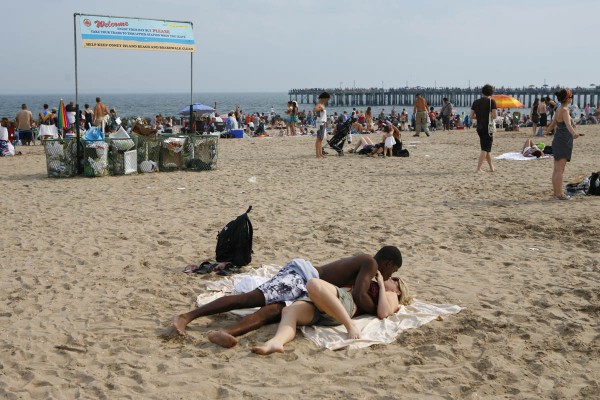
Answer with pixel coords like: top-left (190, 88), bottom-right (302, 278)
top-left (80, 15), bottom-right (195, 52)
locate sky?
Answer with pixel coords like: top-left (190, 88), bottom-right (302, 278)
top-left (1, 0), bottom-right (598, 94)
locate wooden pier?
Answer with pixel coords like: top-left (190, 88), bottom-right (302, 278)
top-left (289, 87), bottom-right (600, 109)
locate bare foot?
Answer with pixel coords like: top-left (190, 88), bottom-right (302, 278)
top-left (476, 169), bottom-right (484, 174)
top-left (346, 324), bottom-right (361, 340)
top-left (172, 315), bottom-right (189, 337)
top-left (251, 340), bottom-right (284, 355)
top-left (489, 167), bottom-right (496, 172)
top-left (207, 331), bottom-right (239, 348)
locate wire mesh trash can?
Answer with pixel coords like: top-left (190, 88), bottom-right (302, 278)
top-left (186, 134), bottom-right (219, 171)
top-left (135, 135), bottom-right (160, 173)
top-left (83, 140), bottom-right (110, 177)
top-left (159, 135), bottom-right (188, 172)
top-left (42, 138), bottom-right (77, 178)
top-left (109, 137), bottom-right (138, 175)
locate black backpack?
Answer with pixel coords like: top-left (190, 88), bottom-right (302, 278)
top-left (587, 172), bottom-right (600, 196)
top-left (215, 206), bottom-right (253, 266)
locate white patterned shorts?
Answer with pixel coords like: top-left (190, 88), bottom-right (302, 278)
top-left (257, 264), bottom-right (309, 304)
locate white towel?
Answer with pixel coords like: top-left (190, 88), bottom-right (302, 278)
top-left (195, 265), bottom-right (462, 350)
top-left (495, 151), bottom-right (550, 161)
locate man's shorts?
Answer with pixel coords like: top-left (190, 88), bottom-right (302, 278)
top-left (18, 130), bottom-right (33, 142)
top-left (308, 287), bottom-right (357, 326)
top-left (316, 124), bottom-right (326, 140)
top-left (257, 264), bottom-right (310, 304)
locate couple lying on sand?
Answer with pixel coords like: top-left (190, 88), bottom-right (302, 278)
top-left (173, 245), bottom-right (412, 355)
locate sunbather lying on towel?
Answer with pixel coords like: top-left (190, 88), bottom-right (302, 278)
top-left (252, 271), bottom-right (412, 355)
top-left (172, 246), bottom-right (403, 347)
top-left (522, 138), bottom-right (544, 158)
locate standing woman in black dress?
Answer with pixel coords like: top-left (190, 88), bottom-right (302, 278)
top-left (545, 89), bottom-right (580, 200)
top-left (470, 84), bottom-right (498, 173)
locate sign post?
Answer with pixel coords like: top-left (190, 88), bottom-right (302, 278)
top-left (72, 13), bottom-right (196, 172)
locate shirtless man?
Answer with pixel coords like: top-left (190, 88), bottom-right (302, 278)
top-left (173, 246), bottom-right (403, 347)
top-left (93, 97), bottom-right (109, 131)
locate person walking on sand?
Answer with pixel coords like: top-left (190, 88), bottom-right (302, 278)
top-left (530, 98), bottom-right (540, 136)
top-left (441, 97), bottom-right (452, 132)
top-left (173, 246), bottom-right (403, 348)
top-left (537, 97), bottom-right (548, 136)
top-left (470, 84), bottom-right (497, 173)
top-left (413, 94), bottom-right (430, 137)
top-left (93, 97), bottom-right (109, 132)
top-left (313, 92), bottom-right (330, 159)
top-left (545, 88), bottom-right (579, 200)
top-left (15, 104), bottom-right (34, 146)
top-left (365, 106), bottom-right (375, 132)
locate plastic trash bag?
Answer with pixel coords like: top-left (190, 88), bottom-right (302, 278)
top-left (83, 126), bottom-right (105, 141)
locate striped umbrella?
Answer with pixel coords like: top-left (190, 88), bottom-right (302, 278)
top-left (57, 99), bottom-right (70, 131)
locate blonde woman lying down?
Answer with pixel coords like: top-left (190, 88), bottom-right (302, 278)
top-left (252, 271), bottom-right (412, 355)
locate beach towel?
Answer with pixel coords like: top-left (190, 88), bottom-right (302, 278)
top-left (196, 265), bottom-right (462, 350)
top-left (495, 152), bottom-right (550, 161)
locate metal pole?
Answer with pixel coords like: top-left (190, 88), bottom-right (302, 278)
top-left (74, 13), bottom-right (82, 174)
top-left (189, 51), bottom-right (194, 133)
top-left (189, 22), bottom-right (194, 134)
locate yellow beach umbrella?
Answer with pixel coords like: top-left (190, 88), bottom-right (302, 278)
top-left (491, 95), bottom-right (524, 108)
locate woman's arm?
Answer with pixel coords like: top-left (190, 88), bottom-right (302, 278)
top-left (563, 112), bottom-right (580, 139)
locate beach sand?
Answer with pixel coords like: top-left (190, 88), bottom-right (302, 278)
top-left (1, 126), bottom-right (599, 399)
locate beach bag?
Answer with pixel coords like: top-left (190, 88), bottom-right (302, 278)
top-left (215, 206), bottom-right (253, 267)
top-left (587, 172), bottom-right (600, 196)
top-left (488, 98), bottom-right (496, 137)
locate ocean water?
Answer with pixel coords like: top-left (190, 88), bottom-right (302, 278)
top-left (0, 92), bottom-right (477, 120)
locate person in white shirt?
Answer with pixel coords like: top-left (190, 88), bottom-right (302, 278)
top-left (313, 92), bottom-right (330, 159)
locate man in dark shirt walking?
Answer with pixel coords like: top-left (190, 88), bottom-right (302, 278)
top-left (470, 84), bottom-right (498, 173)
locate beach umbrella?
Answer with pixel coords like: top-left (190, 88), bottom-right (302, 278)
top-left (491, 95), bottom-right (524, 108)
top-left (57, 99), bottom-right (70, 131)
top-left (177, 103), bottom-right (216, 116)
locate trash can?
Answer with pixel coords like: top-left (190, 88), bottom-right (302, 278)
top-left (42, 138), bottom-right (77, 178)
top-left (83, 140), bottom-right (109, 177)
top-left (159, 135), bottom-right (188, 172)
top-left (109, 136), bottom-right (138, 175)
top-left (186, 134), bottom-right (219, 171)
top-left (134, 135), bottom-right (160, 173)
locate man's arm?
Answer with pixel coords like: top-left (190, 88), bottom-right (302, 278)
top-left (351, 256), bottom-right (378, 315)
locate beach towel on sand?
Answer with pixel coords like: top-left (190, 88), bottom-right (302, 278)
top-left (495, 151), bottom-right (550, 161)
top-left (196, 265), bottom-right (462, 350)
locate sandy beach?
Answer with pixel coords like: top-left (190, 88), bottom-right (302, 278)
top-left (1, 126), bottom-right (599, 399)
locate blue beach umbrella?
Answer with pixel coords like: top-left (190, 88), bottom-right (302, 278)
top-left (178, 103), bottom-right (216, 116)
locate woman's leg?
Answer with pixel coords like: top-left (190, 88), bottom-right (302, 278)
top-left (476, 150), bottom-right (486, 173)
top-left (353, 136), bottom-right (368, 151)
top-left (251, 301), bottom-right (315, 355)
top-left (306, 280), bottom-right (360, 339)
top-left (485, 152), bottom-right (495, 172)
top-left (315, 138), bottom-right (323, 158)
top-left (552, 158), bottom-right (567, 197)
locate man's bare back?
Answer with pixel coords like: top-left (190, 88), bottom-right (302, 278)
top-left (93, 101), bottom-right (108, 126)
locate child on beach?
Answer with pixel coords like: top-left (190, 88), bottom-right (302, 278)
top-left (313, 92), bottom-right (330, 159)
top-left (383, 124), bottom-right (395, 157)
